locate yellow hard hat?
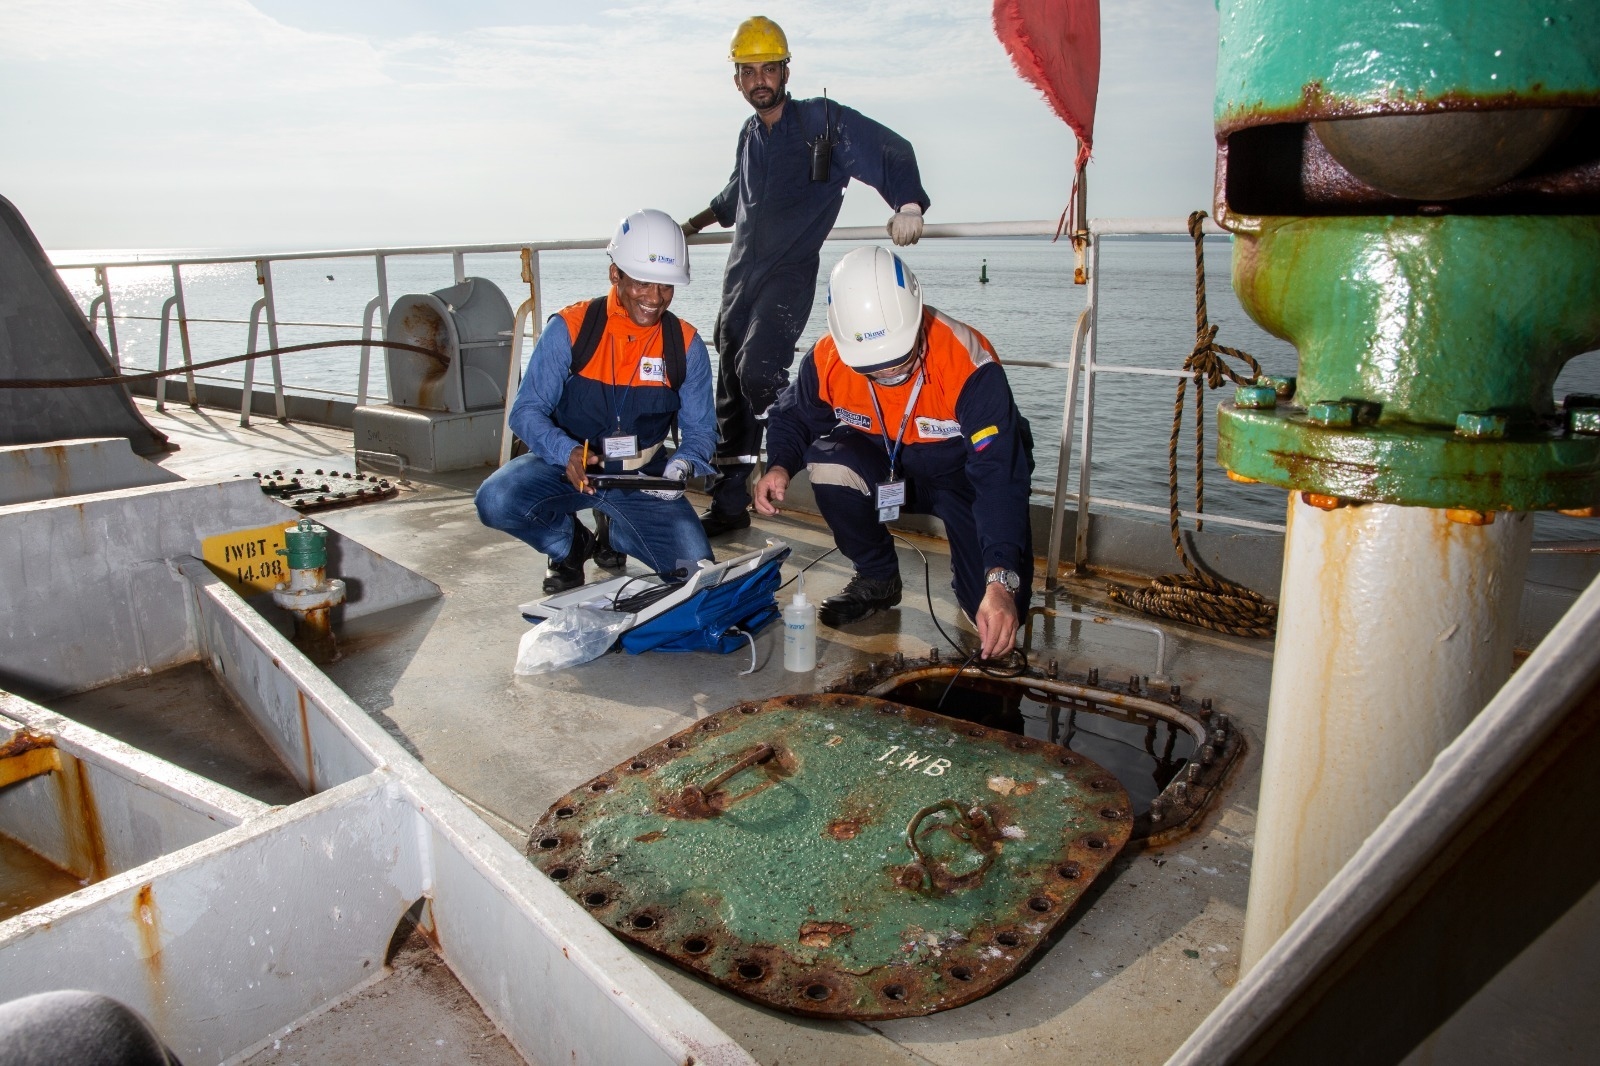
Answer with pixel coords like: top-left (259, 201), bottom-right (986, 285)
top-left (729, 16), bottom-right (789, 65)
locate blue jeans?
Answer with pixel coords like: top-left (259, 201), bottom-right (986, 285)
top-left (475, 454), bottom-right (712, 575)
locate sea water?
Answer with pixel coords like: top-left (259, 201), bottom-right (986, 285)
top-left (53, 238), bottom-right (1600, 540)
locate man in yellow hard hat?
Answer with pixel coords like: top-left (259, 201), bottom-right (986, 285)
top-left (682, 15), bottom-right (930, 538)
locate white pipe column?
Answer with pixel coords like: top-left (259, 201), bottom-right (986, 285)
top-left (1239, 495), bottom-right (1532, 971)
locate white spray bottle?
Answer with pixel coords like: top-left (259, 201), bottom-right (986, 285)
top-left (783, 574), bottom-right (817, 672)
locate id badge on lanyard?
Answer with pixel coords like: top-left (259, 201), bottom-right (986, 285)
top-left (602, 433), bottom-right (639, 460)
top-left (875, 479), bottom-right (907, 522)
top-left (866, 369), bottom-right (925, 525)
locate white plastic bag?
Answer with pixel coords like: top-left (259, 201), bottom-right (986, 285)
top-left (514, 607), bottom-right (633, 675)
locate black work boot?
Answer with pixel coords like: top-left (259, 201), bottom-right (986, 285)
top-left (819, 572), bottom-right (903, 627)
top-left (699, 507), bottom-right (752, 537)
top-left (542, 519), bottom-right (596, 593)
top-left (591, 513), bottom-right (626, 570)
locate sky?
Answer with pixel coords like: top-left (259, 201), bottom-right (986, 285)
top-left (0, 1), bottom-right (1223, 252)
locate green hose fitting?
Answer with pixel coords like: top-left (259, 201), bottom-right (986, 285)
top-left (279, 518), bottom-right (330, 571)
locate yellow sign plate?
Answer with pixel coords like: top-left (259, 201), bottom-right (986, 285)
top-left (201, 523), bottom-right (291, 597)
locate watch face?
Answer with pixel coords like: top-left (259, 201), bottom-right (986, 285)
top-left (989, 569), bottom-right (1019, 592)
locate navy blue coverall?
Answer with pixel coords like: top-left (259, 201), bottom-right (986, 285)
top-left (764, 323), bottom-right (1035, 619)
top-left (705, 94), bottom-right (929, 516)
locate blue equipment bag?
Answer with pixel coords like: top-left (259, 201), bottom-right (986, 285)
top-left (619, 555), bottom-right (785, 655)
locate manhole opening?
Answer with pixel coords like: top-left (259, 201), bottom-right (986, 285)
top-left (875, 677), bottom-right (1198, 818)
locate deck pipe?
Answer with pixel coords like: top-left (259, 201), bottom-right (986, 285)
top-left (1210, 0), bottom-right (1600, 972)
top-left (271, 518), bottom-right (346, 664)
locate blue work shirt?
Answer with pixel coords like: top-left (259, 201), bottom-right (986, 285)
top-left (710, 95), bottom-right (929, 319)
top-left (508, 300), bottom-right (718, 476)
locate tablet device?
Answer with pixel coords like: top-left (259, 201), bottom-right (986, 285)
top-left (587, 473), bottom-right (686, 492)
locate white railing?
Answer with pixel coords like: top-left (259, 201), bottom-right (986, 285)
top-left (56, 217), bottom-right (1284, 580)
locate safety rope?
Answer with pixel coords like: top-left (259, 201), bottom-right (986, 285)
top-left (1107, 211), bottom-right (1279, 639)
top-left (0, 339), bottom-right (444, 389)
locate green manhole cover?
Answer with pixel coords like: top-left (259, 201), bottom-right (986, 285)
top-left (527, 694), bottom-right (1131, 1019)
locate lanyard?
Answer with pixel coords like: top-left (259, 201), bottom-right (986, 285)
top-left (605, 328), bottom-right (647, 433)
top-left (865, 367), bottom-right (926, 481)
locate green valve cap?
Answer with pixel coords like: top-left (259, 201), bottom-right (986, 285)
top-left (279, 517), bottom-right (329, 570)
top-left (1235, 384), bottom-right (1278, 409)
top-left (1455, 412), bottom-right (1509, 439)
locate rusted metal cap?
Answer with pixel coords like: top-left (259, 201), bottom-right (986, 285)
top-left (527, 694), bottom-right (1131, 1020)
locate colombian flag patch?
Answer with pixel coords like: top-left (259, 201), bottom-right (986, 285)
top-left (971, 425), bottom-right (999, 451)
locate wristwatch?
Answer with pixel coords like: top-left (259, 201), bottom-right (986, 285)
top-left (985, 567), bottom-right (1021, 594)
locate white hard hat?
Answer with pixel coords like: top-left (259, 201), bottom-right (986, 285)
top-left (826, 247), bottom-right (924, 373)
top-left (607, 209), bottom-right (690, 286)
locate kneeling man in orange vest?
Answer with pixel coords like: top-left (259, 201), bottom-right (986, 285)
top-left (754, 247), bottom-right (1033, 658)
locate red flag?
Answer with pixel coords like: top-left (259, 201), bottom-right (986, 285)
top-left (993, 0), bottom-right (1100, 170)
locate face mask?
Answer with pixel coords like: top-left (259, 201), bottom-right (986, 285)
top-left (868, 349), bottom-right (921, 388)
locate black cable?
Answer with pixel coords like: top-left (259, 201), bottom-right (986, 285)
top-left (886, 533), bottom-right (1031, 695)
top-left (775, 546), bottom-right (839, 593)
top-left (935, 645), bottom-right (983, 711)
top-left (0, 338), bottom-right (446, 389)
top-left (610, 569), bottom-right (687, 613)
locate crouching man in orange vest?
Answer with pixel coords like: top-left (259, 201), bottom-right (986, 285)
top-left (475, 209), bottom-right (716, 593)
top-left (754, 247), bottom-right (1033, 658)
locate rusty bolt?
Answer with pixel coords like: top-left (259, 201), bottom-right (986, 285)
top-left (1201, 744), bottom-right (1217, 765)
top-left (1234, 384), bottom-right (1277, 410)
top-left (1569, 407), bottom-right (1600, 436)
top-left (1301, 492), bottom-right (1348, 511)
top-left (1262, 375), bottom-right (1297, 400)
top-left (929, 648), bottom-right (940, 662)
top-left (1445, 508), bottom-right (1496, 526)
top-left (1187, 764), bottom-right (1201, 783)
top-left (1129, 675), bottom-right (1140, 694)
top-left (1088, 668), bottom-right (1099, 685)
top-left (1048, 659), bottom-right (1059, 680)
top-left (1455, 411), bottom-right (1508, 439)
top-left (1201, 697), bottom-right (1213, 712)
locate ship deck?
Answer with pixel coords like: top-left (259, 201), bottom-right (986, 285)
top-left (100, 397), bottom-right (1276, 1065)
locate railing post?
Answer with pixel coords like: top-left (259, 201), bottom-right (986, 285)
top-left (256, 259), bottom-right (287, 422)
top-left (94, 265), bottom-right (121, 370)
top-left (241, 298), bottom-right (267, 427)
top-left (358, 253), bottom-right (391, 406)
top-left (155, 295), bottom-right (178, 412)
top-left (171, 264), bottom-right (197, 408)
top-left (1044, 308), bottom-right (1091, 589)
top-left (501, 299), bottom-right (535, 466)
top-left (1072, 231), bottom-right (1103, 571)
top-left (452, 250), bottom-right (466, 284)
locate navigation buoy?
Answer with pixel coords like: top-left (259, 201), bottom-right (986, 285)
top-left (979, 259), bottom-right (990, 285)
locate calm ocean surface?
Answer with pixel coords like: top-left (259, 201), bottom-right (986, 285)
top-left (55, 237), bottom-right (1600, 541)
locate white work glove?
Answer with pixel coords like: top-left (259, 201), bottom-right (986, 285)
top-left (643, 457), bottom-right (693, 500)
top-left (887, 203), bottom-right (924, 246)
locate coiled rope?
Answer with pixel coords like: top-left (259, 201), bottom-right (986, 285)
top-left (0, 339), bottom-right (444, 389)
top-left (1107, 211), bottom-right (1279, 639)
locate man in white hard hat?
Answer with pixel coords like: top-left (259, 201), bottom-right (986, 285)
top-left (476, 209), bottom-right (716, 592)
top-left (754, 247), bottom-right (1034, 659)
top-left (682, 15), bottom-right (930, 539)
